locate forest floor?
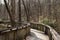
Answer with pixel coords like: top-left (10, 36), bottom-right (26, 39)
top-left (26, 29), bottom-right (49, 40)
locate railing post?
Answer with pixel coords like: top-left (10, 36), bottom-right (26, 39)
top-left (45, 27), bottom-right (52, 40)
top-left (45, 27), bottom-right (49, 35)
top-left (48, 29), bottom-right (52, 40)
top-left (36, 24), bottom-right (38, 30)
top-left (37, 24), bottom-right (40, 30)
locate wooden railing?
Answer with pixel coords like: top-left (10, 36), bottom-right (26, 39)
top-left (0, 21), bottom-right (60, 40)
top-left (0, 24), bottom-right (30, 40)
top-left (30, 22), bottom-right (60, 40)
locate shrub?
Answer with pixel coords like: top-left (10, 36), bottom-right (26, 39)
top-left (42, 19), bottom-right (56, 28)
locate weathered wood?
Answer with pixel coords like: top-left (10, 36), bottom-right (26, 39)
top-left (26, 29), bottom-right (49, 40)
top-left (45, 27), bottom-right (49, 35)
top-left (0, 24), bottom-right (30, 40)
top-left (30, 22), bottom-right (60, 40)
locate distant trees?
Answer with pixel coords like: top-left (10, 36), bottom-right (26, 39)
top-left (0, 0), bottom-right (60, 34)
top-left (22, 0), bottom-right (30, 22)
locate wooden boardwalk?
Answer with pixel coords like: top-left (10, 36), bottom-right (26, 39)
top-left (26, 29), bottom-right (49, 40)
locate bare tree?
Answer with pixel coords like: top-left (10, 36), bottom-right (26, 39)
top-left (4, 0), bottom-right (15, 27)
top-left (18, 0), bottom-right (21, 25)
top-left (22, 0), bottom-right (30, 22)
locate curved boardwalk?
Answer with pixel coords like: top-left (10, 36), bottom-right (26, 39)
top-left (26, 29), bottom-right (49, 40)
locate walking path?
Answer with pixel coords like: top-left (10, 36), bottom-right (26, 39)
top-left (26, 29), bottom-right (49, 40)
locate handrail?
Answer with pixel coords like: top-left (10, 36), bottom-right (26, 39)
top-left (0, 21), bottom-right (60, 40)
top-left (0, 23), bottom-right (30, 34)
top-left (30, 22), bottom-right (60, 40)
top-left (0, 23), bottom-right (30, 40)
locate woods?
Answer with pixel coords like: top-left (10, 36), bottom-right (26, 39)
top-left (0, 0), bottom-right (60, 34)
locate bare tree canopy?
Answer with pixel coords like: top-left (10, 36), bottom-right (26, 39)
top-left (0, 0), bottom-right (60, 34)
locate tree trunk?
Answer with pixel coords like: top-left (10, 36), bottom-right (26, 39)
top-left (22, 0), bottom-right (30, 22)
top-left (18, 0), bottom-right (21, 25)
top-left (4, 0), bottom-right (15, 27)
